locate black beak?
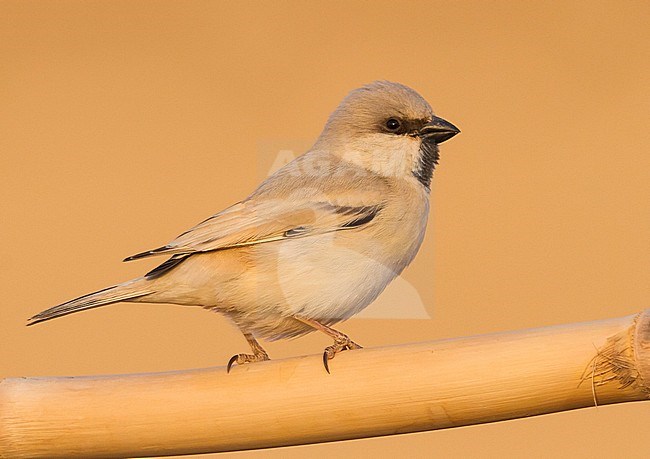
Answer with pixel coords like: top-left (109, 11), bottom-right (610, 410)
top-left (419, 116), bottom-right (460, 144)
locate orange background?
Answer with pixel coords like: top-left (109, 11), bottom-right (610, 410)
top-left (1, 1), bottom-right (649, 457)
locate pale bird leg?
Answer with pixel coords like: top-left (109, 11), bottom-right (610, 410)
top-left (227, 332), bottom-right (270, 373)
top-left (294, 316), bottom-right (362, 373)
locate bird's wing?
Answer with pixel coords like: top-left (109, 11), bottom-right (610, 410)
top-left (124, 195), bottom-right (384, 261)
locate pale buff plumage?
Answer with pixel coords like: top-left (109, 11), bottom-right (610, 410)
top-left (28, 81), bottom-right (459, 370)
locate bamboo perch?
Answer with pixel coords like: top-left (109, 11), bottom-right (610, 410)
top-left (2, 310), bottom-right (650, 458)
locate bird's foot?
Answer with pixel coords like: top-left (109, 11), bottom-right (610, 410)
top-left (322, 333), bottom-right (362, 374)
top-left (227, 332), bottom-right (270, 373)
top-left (292, 315), bottom-right (363, 374)
top-left (226, 350), bottom-right (269, 373)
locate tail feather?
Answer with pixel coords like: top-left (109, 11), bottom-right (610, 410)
top-left (27, 280), bottom-right (153, 326)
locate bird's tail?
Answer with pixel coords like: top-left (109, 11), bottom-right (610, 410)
top-left (27, 279), bottom-right (153, 326)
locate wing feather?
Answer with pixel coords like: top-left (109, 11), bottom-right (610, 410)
top-left (125, 198), bottom-right (383, 261)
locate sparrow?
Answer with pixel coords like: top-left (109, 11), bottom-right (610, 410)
top-left (28, 81), bottom-right (459, 373)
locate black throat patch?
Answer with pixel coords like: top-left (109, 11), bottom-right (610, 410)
top-left (413, 139), bottom-right (439, 190)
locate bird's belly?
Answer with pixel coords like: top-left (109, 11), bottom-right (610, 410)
top-left (275, 234), bottom-right (400, 320)
top-left (213, 230), bottom-right (414, 339)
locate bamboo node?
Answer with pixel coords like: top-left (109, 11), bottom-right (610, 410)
top-left (632, 309), bottom-right (650, 396)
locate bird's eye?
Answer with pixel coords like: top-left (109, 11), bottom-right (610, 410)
top-left (385, 118), bottom-right (401, 132)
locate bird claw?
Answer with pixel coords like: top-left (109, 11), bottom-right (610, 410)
top-left (322, 351), bottom-right (331, 374)
top-left (321, 336), bottom-right (362, 374)
top-left (226, 352), bottom-right (270, 373)
top-left (226, 355), bottom-right (239, 373)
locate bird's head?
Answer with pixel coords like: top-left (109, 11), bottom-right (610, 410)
top-left (316, 81), bottom-right (459, 189)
